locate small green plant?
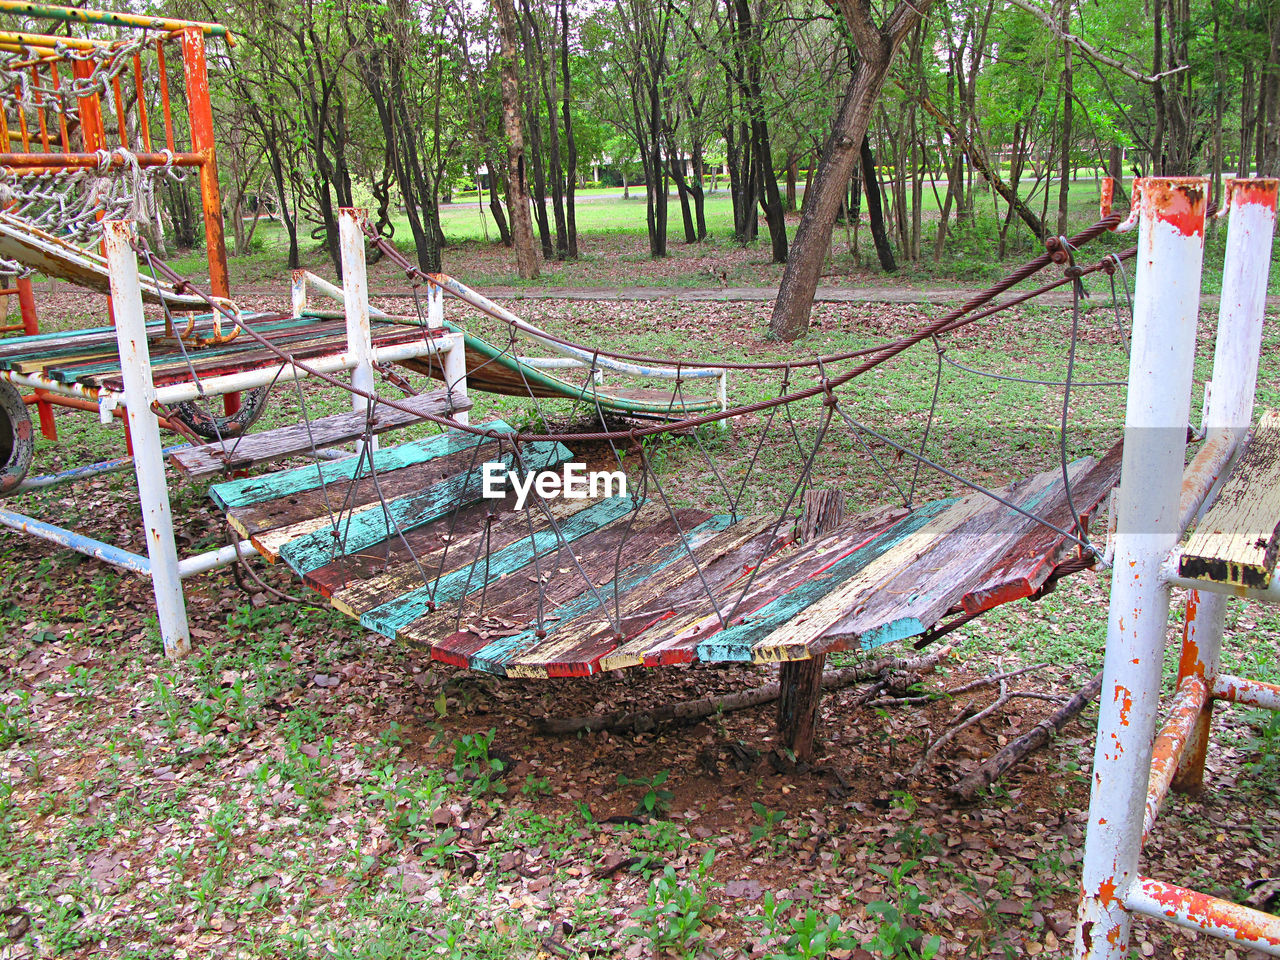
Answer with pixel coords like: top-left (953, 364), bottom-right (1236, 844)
top-left (753, 892), bottom-right (860, 959)
top-left (0, 692), bottom-right (30, 748)
top-left (1242, 708), bottom-right (1280, 785)
top-left (623, 849), bottom-right (720, 954)
top-left (521, 774), bottom-right (553, 796)
top-left (452, 728), bottom-right (506, 794)
top-left (865, 861), bottom-right (941, 960)
top-left (618, 770), bottom-right (675, 818)
top-left (750, 801), bottom-right (787, 844)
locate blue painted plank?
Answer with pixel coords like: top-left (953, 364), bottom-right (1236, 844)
top-left (361, 494), bottom-right (640, 640)
top-left (463, 515), bottom-right (735, 675)
top-left (278, 440), bottom-right (572, 576)
top-left (695, 499), bottom-right (957, 663)
top-left (208, 420), bottom-right (514, 510)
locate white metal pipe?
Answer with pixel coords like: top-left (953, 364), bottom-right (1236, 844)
top-left (304, 269), bottom-right (392, 319)
top-left (104, 220), bottom-right (191, 660)
top-left (1075, 178), bottom-right (1209, 960)
top-left (1125, 877), bottom-right (1280, 956)
top-left (339, 209), bottom-right (377, 456)
top-left (442, 330), bottom-right (469, 426)
top-left (291, 268), bottom-right (308, 318)
top-left (1214, 673), bottom-right (1280, 711)
top-left (177, 539), bottom-right (255, 578)
top-left (1173, 178), bottom-right (1278, 797)
top-left (150, 336), bottom-right (459, 406)
top-left (1, 369), bottom-right (107, 401)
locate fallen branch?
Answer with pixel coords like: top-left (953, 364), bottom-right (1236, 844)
top-left (949, 670), bottom-right (1105, 800)
top-left (910, 675), bottom-right (1012, 778)
top-left (867, 662), bottom-right (1050, 708)
top-left (539, 645), bottom-right (954, 736)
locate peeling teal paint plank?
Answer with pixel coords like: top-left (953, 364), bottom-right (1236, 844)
top-left (278, 440), bottom-right (572, 576)
top-left (361, 494), bottom-right (640, 639)
top-left (209, 421), bottom-right (514, 510)
top-left (695, 499), bottom-right (957, 663)
top-left (466, 514), bottom-right (734, 675)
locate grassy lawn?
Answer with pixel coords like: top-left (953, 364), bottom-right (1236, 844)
top-left (2, 268), bottom-right (1278, 957)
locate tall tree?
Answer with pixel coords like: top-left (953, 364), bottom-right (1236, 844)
top-left (770, 0), bottom-right (932, 339)
top-left (494, 0), bottom-right (542, 277)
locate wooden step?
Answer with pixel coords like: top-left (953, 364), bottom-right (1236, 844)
top-left (1180, 410), bottom-right (1280, 588)
top-left (172, 388), bottom-right (471, 478)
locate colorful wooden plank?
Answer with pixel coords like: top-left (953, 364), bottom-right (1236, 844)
top-left (329, 495), bottom-right (601, 619)
top-left (173, 388), bottom-right (472, 478)
top-left (209, 420), bottom-right (515, 510)
top-left (276, 440), bottom-right (573, 575)
top-left (623, 504), bottom-right (915, 665)
top-left (564, 517), bottom-right (782, 673)
top-left (1180, 410), bottom-right (1280, 588)
top-left (224, 436), bottom-right (502, 542)
top-left (360, 494), bottom-right (640, 638)
top-left (438, 509), bottom-right (727, 676)
top-left (753, 463), bottom-right (1090, 662)
top-left (961, 442), bottom-right (1123, 613)
top-left (301, 489), bottom-right (521, 598)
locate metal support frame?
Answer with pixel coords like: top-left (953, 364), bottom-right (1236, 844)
top-left (103, 220), bottom-right (190, 658)
top-left (1075, 179), bottom-right (1280, 958)
top-left (1, 220), bottom-right (470, 658)
top-left (338, 209), bottom-right (377, 452)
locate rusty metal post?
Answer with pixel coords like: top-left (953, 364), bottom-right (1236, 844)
top-left (291, 269), bottom-right (308, 318)
top-left (179, 26), bottom-right (236, 416)
top-left (1074, 178), bottom-right (1209, 960)
top-left (1173, 178), bottom-right (1279, 795)
top-left (103, 220), bottom-right (190, 659)
top-left (15, 275), bottom-right (54, 440)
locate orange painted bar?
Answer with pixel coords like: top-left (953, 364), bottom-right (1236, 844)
top-left (156, 38), bottom-right (175, 152)
top-left (133, 53), bottom-right (151, 152)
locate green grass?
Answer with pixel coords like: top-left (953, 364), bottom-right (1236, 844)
top-left (163, 176), bottom-right (1280, 294)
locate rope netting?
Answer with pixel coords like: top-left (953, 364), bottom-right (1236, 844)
top-left (135, 216), bottom-right (1137, 648)
top-left (0, 35), bottom-right (183, 276)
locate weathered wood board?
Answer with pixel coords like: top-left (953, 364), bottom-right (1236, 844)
top-left (215, 429), bottom-right (1121, 677)
top-left (1181, 410), bottom-right (1280, 588)
top-left (173, 389), bottom-right (471, 478)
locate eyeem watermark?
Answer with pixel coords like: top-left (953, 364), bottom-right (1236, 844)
top-left (482, 462), bottom-right (627, 510)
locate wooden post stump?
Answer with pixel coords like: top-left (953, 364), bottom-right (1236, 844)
top-left (776, 489), bottom-right (845, 761)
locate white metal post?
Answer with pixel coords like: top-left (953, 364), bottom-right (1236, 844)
top-left (1173, 178), bottom-right (1278, 794)
top-left (103, 220), bottom-right (191, 659)
top-left (291, 268), bottom-right (308, 318)
top-left (338, 208), bottom-right (377, 454)
top-left (1075, 178), bottom-right (1209, 960)
top-left (442, 332), bottom-right (469, 426)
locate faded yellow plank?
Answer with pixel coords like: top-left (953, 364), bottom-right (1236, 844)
top-left (750, 492), bottom-right (992, 663)
top-left (1181, 410), bottom-right (1280, 588)
top-left (590, 517), bottom-right (779, 673)
top-left (330, 497), bottom-right (598, 618)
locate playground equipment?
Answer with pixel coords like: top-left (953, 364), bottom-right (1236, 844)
top-left (0, 9), bottom-right (1273, 946)
top-left (1073, 178), bottom-right (1280, 957)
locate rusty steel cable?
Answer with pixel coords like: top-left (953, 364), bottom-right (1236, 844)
top-left (132, 219), bottom-right (1129, 448)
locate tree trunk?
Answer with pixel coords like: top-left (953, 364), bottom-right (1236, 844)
top-left (559, 0), bottom-right (578, 258)
top-left (493, 0), bottom-right (539, 278)
top-left (1056, 0), bottom-right (1073, 235)
top-left (768, 9), bottom-right (931, 341)
top-left (861, 137), bottom-right (896, 272)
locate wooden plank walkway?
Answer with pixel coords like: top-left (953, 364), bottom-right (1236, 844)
top-left (172, 388), bottom-right (471, 478)
top-left (211, 427), bottom-right (1123, 678)
top-left (1180, 410), bottom-right (1280, 588)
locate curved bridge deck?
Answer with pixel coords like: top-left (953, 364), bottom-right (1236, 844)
top-left (211, 423), bottom-right (1123, 677)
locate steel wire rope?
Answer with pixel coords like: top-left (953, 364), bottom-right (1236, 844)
top-left (131, 227), bottom-right (1128, 445)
